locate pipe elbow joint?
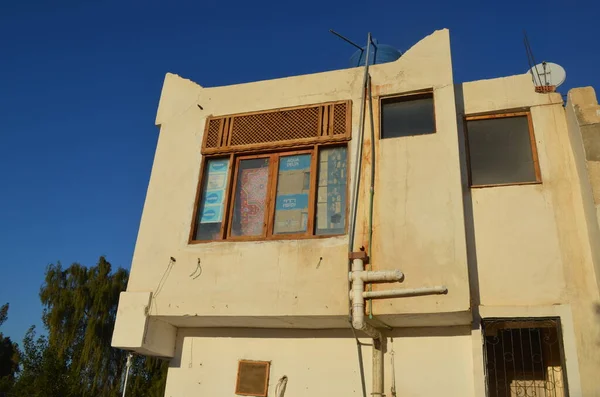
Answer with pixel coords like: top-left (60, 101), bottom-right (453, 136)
top-left (352, 319), bottom-right (364, 330)
top-left (395, 270), bottom-right (405, 282)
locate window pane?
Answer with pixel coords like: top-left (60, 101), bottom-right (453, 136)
top-left (467, 116), bottom-right (537, 186)
top-left (273, 154), bottom-right (311, 235)
top-left (231, 157), bottom-right (270, 237)
top-left (194, 158), bottom-right (230, 241)
top-left (315, 147), bottom-right (347, 235)
top-left (381, 94), bottom-right (435, 138)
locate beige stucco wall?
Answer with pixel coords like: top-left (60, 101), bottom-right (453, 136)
top-left (119, 28), bottom-right (469, 331)
top-left (462, 80), bottom-right (569, 306)
top-left (462, 76), bottom-right (600, 396)
top-left (164, 327), bottom-right (474, 397)
top-left (110, 26), bottom-right (600, 397)
top-left (357, 32), bottom-right (470, 320)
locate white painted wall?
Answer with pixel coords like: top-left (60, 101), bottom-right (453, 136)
top-left (164, 328), bottom-right (474, 397)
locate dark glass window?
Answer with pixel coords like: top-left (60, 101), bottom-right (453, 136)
top-left (381, 93), bottom-right (435, 138)
top-left (466, 114), bottom-right (540, 186)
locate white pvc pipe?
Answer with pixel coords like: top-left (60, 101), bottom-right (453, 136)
top-left (362, 270), bottom-right (404, 283)
top-left (349, 256), bottom-right (449, 397)
top-left (363, 286), bottom-right (448, 300)
top-left (122, 352), bottom-right (133, 397)
top-left (351, 258), bottom-right (367, 331)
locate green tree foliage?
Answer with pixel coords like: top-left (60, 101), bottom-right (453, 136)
top-left (0, 303), bottom-right (20, 394)
top-left (11, 257), bottom-right (168, 397)
top-left (11, 327), bottom-right (69, 397)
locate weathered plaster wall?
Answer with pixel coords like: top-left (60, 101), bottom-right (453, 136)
top-left (463, 75), bottom-right (600, 396)
top-left (463, 75), bottom-right (569, 305)
top-left (566, 87), bottom-right (600, 293)
top-left (358, 31), bottom-right (470, 320)
top-left (120, 29), bottom-right (470, 330)
top-left (163, 327), bottom-right (474, 397)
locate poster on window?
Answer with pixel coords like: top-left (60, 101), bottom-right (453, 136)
top-left (316, 147), bottom-right (347, 234)
top-left (274, 154), bottom-right (311, 234)
top-left (200, 159), bottom-right (230, 224)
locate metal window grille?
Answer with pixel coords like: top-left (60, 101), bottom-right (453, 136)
top-left (482, 318), bottom-right (568, 397)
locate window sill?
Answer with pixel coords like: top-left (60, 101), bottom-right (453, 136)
top-left (188, 233), bottom-right (346, 245)
top-left (470, 180), bottom-right (542, 189)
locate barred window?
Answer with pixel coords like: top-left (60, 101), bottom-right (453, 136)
top-left (482, 318), bottom-right (568, 397)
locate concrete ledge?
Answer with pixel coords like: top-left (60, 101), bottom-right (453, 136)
top-left (153, 310), bottom-right (472, 329)
top-left (112, 291), bottom-right (177, 358)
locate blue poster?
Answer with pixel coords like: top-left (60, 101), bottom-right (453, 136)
top-left (200, 158), bottom-right (230, 224)
top-left (275, 194), bottom-right (309, 211)
top-left (279, 155), bottom-right (311, 172)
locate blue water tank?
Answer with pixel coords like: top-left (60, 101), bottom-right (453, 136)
top-left (349, 41), bottom-right (401, 67)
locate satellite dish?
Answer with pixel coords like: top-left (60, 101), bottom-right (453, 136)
top-left (528, 62), bottom-right (566, 87)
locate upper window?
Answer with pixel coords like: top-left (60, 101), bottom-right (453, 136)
top-left (191, 101), bottom-right (351, 242)
top-left (465, 111), bottom-right (541, 187)
top-left (381, 92), bottom-right (435, 139)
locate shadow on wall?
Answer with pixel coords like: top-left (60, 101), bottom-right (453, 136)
top-left (596, 303), bottom-right (600, 346)
top-left (454, 83), bottom-right (481, 327)
top-left (168, 326), bottom-right (471, 368)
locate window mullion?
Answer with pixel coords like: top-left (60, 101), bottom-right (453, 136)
top-left (220, 153), bottom-right (235, 240)
top-left (306, 146), bottom-right (319, 236)
top-left (264, 153), bottom-right (279, 238)
top-left (225, 155), bottom-right (241, 239)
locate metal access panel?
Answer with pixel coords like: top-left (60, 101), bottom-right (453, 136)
top-left (235, 360), bottom-right (270, 397)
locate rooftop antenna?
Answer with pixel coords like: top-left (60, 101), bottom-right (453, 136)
top-left (329, 29), bottom-right (363, 51)
top-left (329, 29), bottom-right (402, 67)
top-left (524, 31), bottom-right (566, 93)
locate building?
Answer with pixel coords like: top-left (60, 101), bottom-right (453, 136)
top-left (111, 29), bottom-right (600, 396)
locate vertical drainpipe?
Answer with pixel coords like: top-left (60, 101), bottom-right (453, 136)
top-left (347, 32), bottom-right (385, 397)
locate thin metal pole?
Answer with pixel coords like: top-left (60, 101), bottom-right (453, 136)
top-left (329, 29), bottom-right (363, 50)
top-left (366, 73), bottom-right (376, 319)
top-left (122, 353), bottom-right (133, 397)
top-left (348, 32), bottom-right (372, 254)
top-left (348, 32), bottom-right (372, 321)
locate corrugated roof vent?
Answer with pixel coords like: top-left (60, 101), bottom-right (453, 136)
top-left (235, 360), bottom-right (270, 396)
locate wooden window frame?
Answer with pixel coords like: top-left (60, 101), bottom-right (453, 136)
top-left (464, 110), bottom-right (542, 189)
top-left (379, 90), bottom-right (437, 139)
top-left (189, 143), bottom-right (349, 244)
top-left (202, 100), bottom-right (352, 155)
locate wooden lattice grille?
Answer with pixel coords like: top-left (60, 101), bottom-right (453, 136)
top-left (202, 100), bottom-right (351, 154)
top-left (230, 106), bottom-right (320, 146)
top-left (205, 119), bottom-right (221, 148)
top-left (332, 103), bottom-right (347, 135)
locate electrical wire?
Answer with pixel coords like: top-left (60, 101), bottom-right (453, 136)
top-left (274, 375), bottom-right (288, 397)
top-left (189, 258), bottom-right (202, 279)
top-left (367, 73), bottom-right (376, 319)
top-left (390, 338), bottom-right (397, 397)
top-left (523, 32), bottom-right (543, 87)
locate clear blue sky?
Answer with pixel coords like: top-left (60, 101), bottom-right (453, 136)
top-left (1, 0), bottom-right (598, 343)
